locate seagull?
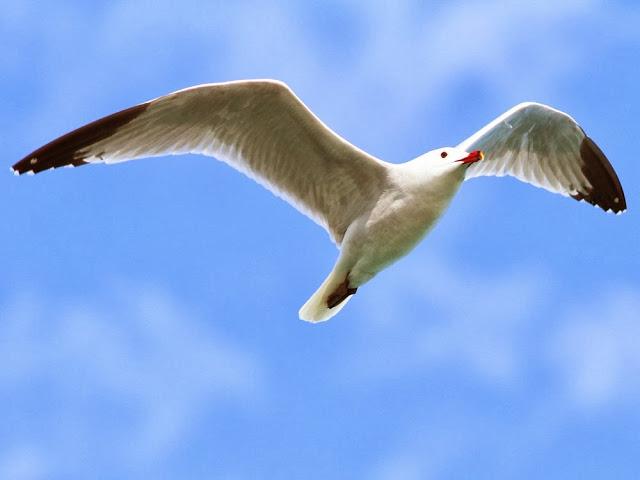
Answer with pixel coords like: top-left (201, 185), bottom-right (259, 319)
top-left (12, 80), bottom-right (626, 322)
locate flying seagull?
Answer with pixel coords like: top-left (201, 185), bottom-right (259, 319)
top-left (12, 80), bottom-right (626, 322)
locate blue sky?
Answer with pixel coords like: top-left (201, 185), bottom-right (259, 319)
top-left (1, 0), bottom-right (639, 478)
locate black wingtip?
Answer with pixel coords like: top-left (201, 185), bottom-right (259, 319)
top-left (12, 102), bottom-right (149, 176)
top-left (570, 136), bottom-right (627, 214)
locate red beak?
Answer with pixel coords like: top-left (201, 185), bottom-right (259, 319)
top-left (456, 150), bottom-right (484, 164)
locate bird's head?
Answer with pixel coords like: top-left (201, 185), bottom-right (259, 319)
top-left (402, 147), bottom-right (485, 184)
top-left (427, 147), bottom-right (484, 169)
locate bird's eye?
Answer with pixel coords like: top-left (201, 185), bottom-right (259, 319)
top-left (440, 151), bottom-right (448, 158)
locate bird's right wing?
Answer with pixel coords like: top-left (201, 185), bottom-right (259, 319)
top-left (13, 80), bottom-right (391, 244)
top-left (457, 102), bottom-right (626, 213)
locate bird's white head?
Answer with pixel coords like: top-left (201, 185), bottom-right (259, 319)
top-left (406, 147), bottom-right (484, 181)
top-left (400, 147), bottom-right (485, 191)
top-left (428, 147), bottom-right (484, 168)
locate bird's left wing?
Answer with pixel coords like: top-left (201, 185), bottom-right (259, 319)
top-left (13, 80), bottom-right (390, 244)
top-left (457, 102), bottom-right (626, 213)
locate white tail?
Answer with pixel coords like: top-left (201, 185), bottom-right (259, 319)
top-left (298, 266), bottom-right (352, 323)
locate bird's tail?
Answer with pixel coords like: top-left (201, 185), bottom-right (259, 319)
top-left (299, 266), bottom-right (352, 323)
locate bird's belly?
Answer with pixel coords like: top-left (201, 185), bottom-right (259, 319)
top-left (344, 195), bottom-right (447, 286)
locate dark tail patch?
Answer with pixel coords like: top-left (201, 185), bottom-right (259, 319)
top-left (327, 278), bottom-right (357, 309)
top-left (12, 102), bottom-right (149, 175)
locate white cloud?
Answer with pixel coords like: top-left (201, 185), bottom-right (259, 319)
top-left (549, 287), bottom-right (640, 409)
top-left (345, 251), bottom-right (547, 385)
top-left (372, 453), bottom-right (430, 480)
top-left (0, 287), bottom-right (265, 474)
top-left (351, 259), bottom-right (640, 477)
top-left (336, 197), bottom-right (640, 398)
top-left (371, 422), bottom-right (469, 480)
top-left (346, 247), bottom-right (640, 408)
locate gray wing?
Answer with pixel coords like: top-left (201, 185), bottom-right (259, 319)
top-left (13, 80), bottom-right (390, 244)
top-left (457, 102), bottom-right (626, 213)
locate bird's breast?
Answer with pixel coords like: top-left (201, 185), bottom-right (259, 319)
top-left (344, 179), bottom-right (460, 286)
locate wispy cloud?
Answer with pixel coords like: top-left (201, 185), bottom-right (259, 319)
top-left (346, 246), bottom-right (640, 402)
top-left (351, 257), bottom-right (640, 477)
top-left (0, 287), bottom-right (265, 476)
top-left (549, 288), bottom-right (640, 409)
top-left (345, 251), bottom-right (548, 385)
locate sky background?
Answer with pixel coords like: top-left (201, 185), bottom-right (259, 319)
top-left (1, 0), bottom-right (639, 478)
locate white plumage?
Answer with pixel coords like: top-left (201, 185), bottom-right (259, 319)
top-left (13, 80), bottom-right (626, 322)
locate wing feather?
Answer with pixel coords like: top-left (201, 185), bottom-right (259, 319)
top-left (13, 80), bottom-right (390, 243)
top-left (458, 102), bottom-right (626, 213)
